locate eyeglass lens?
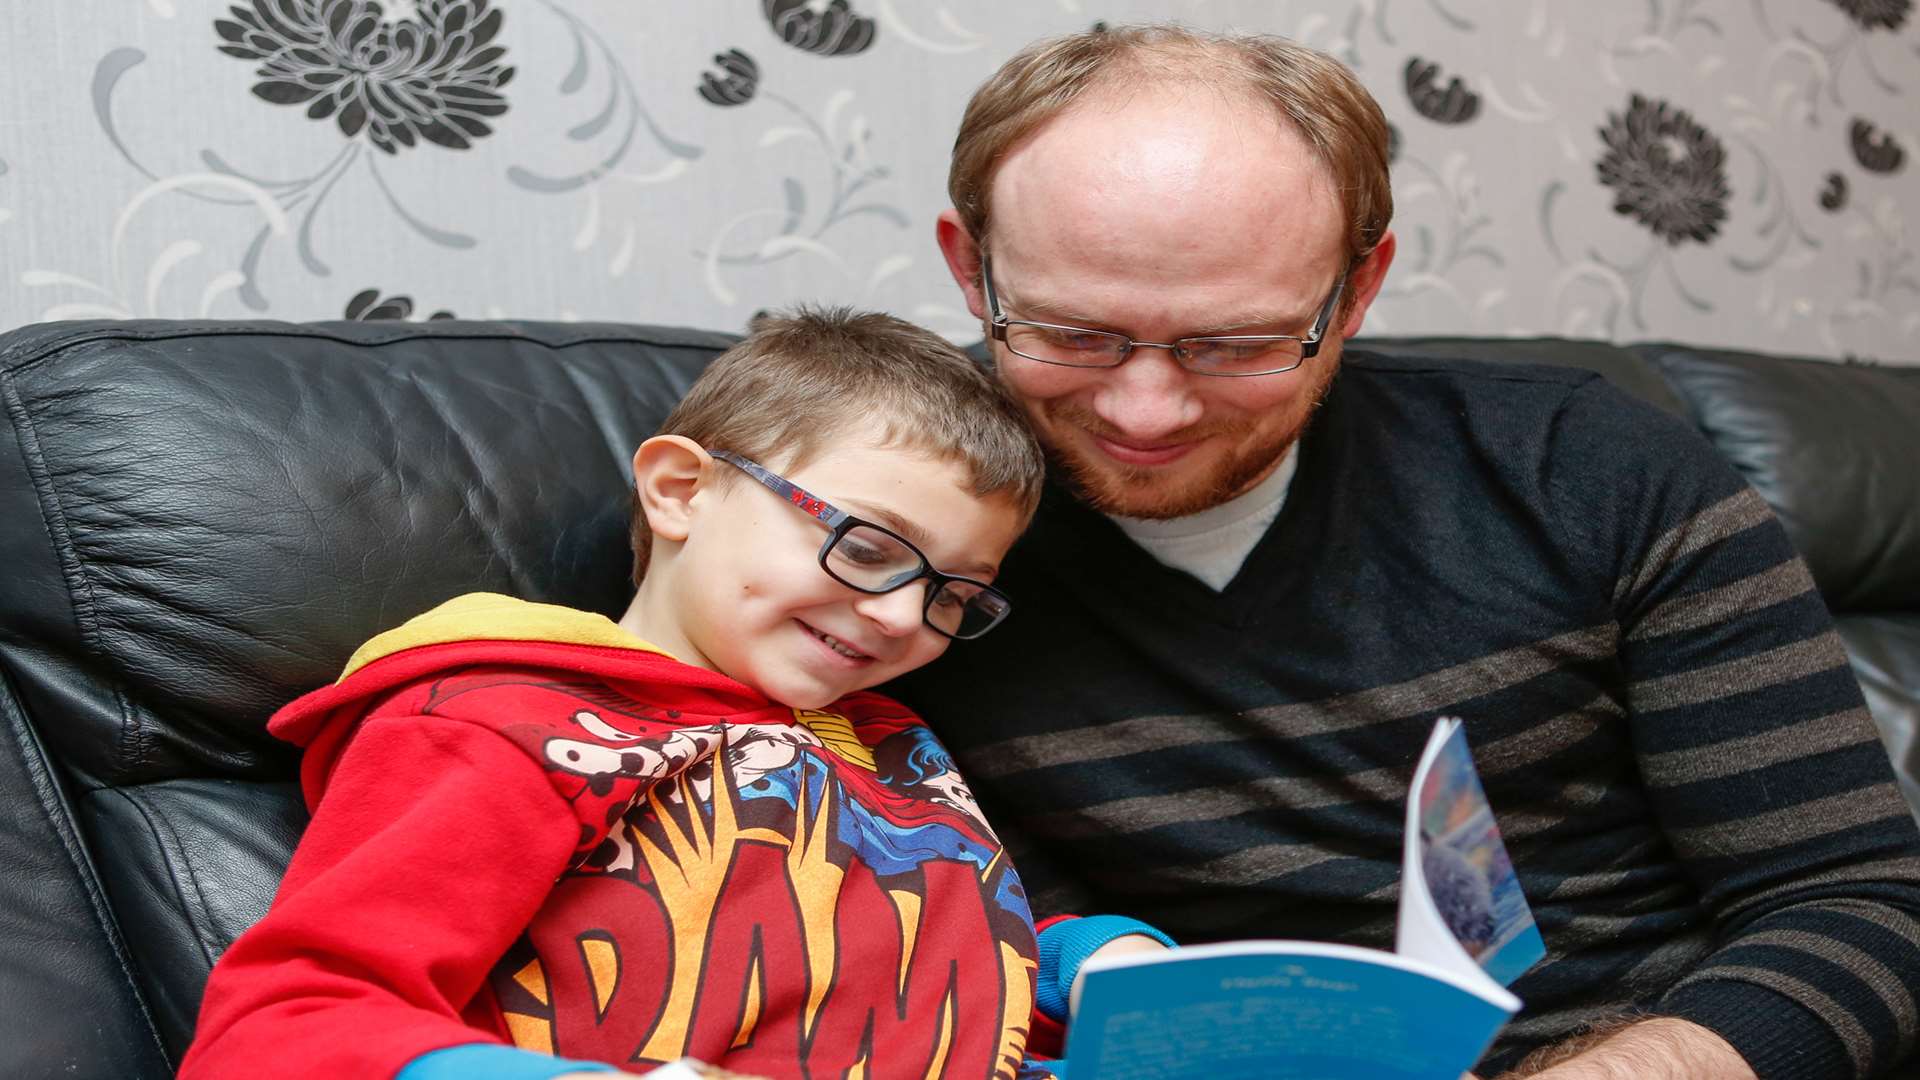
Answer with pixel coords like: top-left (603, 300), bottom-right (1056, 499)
top-left (823, 524), bottom-right (1007, 637)
top-left (1002, 323), bottom-right (1306, 374)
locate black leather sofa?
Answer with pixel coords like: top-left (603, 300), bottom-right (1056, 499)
top-left (2, 319), bottom-right (1915, 1078)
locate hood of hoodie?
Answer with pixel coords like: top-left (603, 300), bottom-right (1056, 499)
top-left (267, 593), bottom-right (791, 797)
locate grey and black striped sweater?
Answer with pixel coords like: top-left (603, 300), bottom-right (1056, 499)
top-left (895, 351), bottom-right (1920, 1078)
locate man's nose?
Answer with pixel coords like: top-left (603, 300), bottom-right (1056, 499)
top-left (1090, 346), bottom-right (1202, 441)
top-left (854, 582), bottom-right (927, 638)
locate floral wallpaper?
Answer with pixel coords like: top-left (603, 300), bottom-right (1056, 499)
top-left (0, 1), bottom-right (1914, 363)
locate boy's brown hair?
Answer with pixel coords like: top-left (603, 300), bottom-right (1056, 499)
top-left (629, 306), bottom-right (1046, 586)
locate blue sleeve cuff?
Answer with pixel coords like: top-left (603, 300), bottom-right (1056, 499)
top-left (1034, 915), bottom-right (1176, 1021)
top-left (397, 1043), bottom-right (621, 1080)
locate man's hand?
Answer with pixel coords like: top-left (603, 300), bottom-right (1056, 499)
top-left (1498, 1018), bottom-right (1756, 1080)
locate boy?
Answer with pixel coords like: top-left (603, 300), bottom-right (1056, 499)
top-left (181, 308), bottom-right (1169, 1080)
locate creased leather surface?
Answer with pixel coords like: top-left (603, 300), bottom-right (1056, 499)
top-left (0, 672), bottom-right (170, 1079)
top-left (82, 780), bottom-right (307, 1061)
top-left (1837, 614), bottom-right (1920, 825)
top-left (1, 320), bottom-right (731, 788)
top-left (1640, 344), bottom-right (1920, 612)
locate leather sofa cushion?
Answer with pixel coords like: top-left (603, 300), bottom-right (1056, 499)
top-left (0, 675), bottom-right (171, 1078)
top-left (1835, 614), bottom-right (1920, 823)
top-left (1639, 345), bottom-right (1920, 612)
top-left (79, 779), bottom-right (306, 1060)
top-left (0, 321), bottom-right (731, 788)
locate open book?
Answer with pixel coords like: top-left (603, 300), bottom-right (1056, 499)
top-left (1064, 718), bottom-right (1546, 1080)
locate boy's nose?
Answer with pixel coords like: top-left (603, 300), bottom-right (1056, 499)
top-left (855, 583), bottom-right (928, 638)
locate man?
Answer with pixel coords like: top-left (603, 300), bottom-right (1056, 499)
top-left (894, 24), bottom-right (1920, 1080)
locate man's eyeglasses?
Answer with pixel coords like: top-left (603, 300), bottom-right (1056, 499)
top-left (708, 450), bottom-right (1013, 640)
top-left (981, 253), bottom-right (1347, 377)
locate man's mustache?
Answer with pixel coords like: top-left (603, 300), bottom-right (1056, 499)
top-left (1036, 400), bottom-right (1251, 446)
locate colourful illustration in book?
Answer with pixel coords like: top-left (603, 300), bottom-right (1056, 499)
top-left (1416, 721), bottom-right (1544, 986)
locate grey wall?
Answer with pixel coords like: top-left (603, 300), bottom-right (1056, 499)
top-left (1, 1), bottom-right (1914, 363)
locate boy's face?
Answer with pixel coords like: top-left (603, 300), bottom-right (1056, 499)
top-left (663, 432), bottom-right (1025, 710)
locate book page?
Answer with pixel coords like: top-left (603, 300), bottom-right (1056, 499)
top-left (1396, 717), bottom-right (1545, 995)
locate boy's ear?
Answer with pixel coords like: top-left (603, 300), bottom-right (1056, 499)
top-left (630, 435), bottom-right (711, 543)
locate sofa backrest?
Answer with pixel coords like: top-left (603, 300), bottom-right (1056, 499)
top-left (0, 320), bottom-right (733, 1076)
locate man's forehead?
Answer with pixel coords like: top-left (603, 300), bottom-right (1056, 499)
top-left (988, 87), bottom-right (1343, 267)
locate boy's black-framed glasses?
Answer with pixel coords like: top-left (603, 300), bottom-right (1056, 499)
top-left (981, 253), bottom-right (1348, 377)
top-left (707, 450), bottom-right (1014, 640)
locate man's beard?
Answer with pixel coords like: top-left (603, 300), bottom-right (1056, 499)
top-left (1034, 367), bottom-right (1336, 520)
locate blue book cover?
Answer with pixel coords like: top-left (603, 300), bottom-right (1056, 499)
top-left (1064, 942), bottom-right (1514, 1080)
top-left (1064, 718), bottom-right (1542, 1080)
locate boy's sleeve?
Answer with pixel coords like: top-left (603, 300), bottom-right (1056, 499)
top-left (1026, 914), bottom-right (1177, 1059)
top-left (398, 1043), bottom-right (621, 1080)
top-left (178, 714), bottom-right (596, 1079)
top-left (1032, 914), bottom-right (1177, 1022)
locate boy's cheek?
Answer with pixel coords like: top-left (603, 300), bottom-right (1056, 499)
top-left (895, 636), bottom-right (954, 677)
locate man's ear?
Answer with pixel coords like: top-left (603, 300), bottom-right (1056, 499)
top-left (630, 435), bottom-right (711, 544)
top-left (1336, 229), bottom-right (1397, 340)
top-left (935, 209), bottom-right (988, 321)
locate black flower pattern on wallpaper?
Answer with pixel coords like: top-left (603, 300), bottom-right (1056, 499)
top-left (215, 0), bottom-right (514, 154)
top-left (76, 3), bottom-right (512, 316)
top-left (344, 288), bottom-right (454, 320)
top-left (1820, 172), bottom-right (1850, 212)
top-left (1826, 0), bottom-right (1911, 31)
top-left (1404, 58), bottom-right (1480, 125)
top-left (1850, 118), bottom-right (1906, 174)
top-left (1597, 95), bottom-right (1730, 246)
top-left (762, 0), bottom-right (876, 57)
top-left (699, 49), bottom-right (760, 107)
top-left (679, 26), bottom-right (903, 306)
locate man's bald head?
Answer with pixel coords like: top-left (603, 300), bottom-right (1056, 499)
top-left (947, 25), bottom-right (1394, 268)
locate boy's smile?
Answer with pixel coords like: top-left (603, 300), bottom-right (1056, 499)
top-left (628, 430), bottom-right (1027, 710)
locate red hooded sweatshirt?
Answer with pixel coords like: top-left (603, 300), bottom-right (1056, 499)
top-left (182, 594), bottom-right (1048, 1079)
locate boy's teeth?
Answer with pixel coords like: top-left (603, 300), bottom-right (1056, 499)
top-left (819, 632), bottom-right (864, 659)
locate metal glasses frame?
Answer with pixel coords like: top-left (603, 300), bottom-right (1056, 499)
top-left (980, 252), bottom-right (1348, 377)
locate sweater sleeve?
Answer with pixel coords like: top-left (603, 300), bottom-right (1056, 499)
top-left (1548, 379), bottom-right (1920, 1079)
top-left (179, 714), bottom-right (587, 1079)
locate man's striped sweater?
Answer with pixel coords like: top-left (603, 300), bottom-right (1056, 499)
top-left (894, 351), bottom-right (1920, 1079)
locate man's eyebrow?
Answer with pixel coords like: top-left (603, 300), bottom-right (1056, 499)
top-left (1001, 289), bottom-right (1121, 330)
top-left (1005, 287), bottom-right (1312, 338)
top-left (1188, 297), bottom-right (1331, 336)
top-left (841, 498), bottom-right (999, 577)
top-left (1186, 311), bottom-right (1313, 337)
